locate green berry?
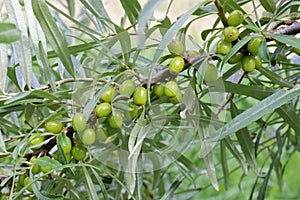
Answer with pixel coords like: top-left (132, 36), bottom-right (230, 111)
top-left (82, 128), bottom-right (96, 145)
top-left (167, 39), bottom-right (185, 55)
top-left (119, 79), bottom-right (136, 96)
top-left (227, 10), bottom-right (244, 26)
top-left (129, 105), bottom-right (139, 119)
top-left (72, 145), bottom-right (87, 161)
top-left (30, 156), bottom-right (41, 174)
top-left (95, 103), bottom-right (112, 117)
top-left (24, 177), bottom-right (33, 192)
top-left (228, 52), bottom-right (244, 64)
top-left (154, 84), bottom-right (165, 97)
top-left (170, 90), bottom-right (182, 104)
top-left (60, 136), bottom-right (72, 154)
top-left (216, 39), bottom-right (232, 55)
top-left (45, 120), bottom-right (63, 134)
top-left (242, 55), bottom-right (256, 72)
top-left (164, 81), bottom-right (179, 97)
top-left (96, 128), bottom-right (107, 141)
top-left (40, 156), bottom-right (51, 173)
top-left (100, 86), bottom-right (116, 103)
top-left (108, 112), bottom-right (123, 128)
top-left (133, 87), bottom-right (147, 106)
top-left (247, 36), bottom-right (263, 55)
top-left (19, 174), bottom-right (25, 186)
top-left (254, 55), bottom-right (262, 69)
top-left (223, 26), bottom-right (239, 42)
top-left (29, 132), bottom-right (45, 149)
top-left (204, 64), bottom-right (218, 83)
top-left (169, 56), bottom-right (185, 74)
top-left (72, 113), bottom-right (87, 132)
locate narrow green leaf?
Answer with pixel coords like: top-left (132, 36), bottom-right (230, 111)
top-left (220, 140), bottom-right (229, 190)
top-left (268, 33), bottom-right (300, 50)
top-left (0, 25), bottom-right (8, 92)
top-left (91, 168), bottom-right (109, 200)
top-left (160, 175), bottom-right (184, 200)
top-left (5, 0), bottom-right (32, 89)
top-left (32, 0), bottom-right (74, 78)
top-left (0, 130), bottom-right (6, 153)
top-left (258, 67), bottom-right (294, 88)
top-left (120, 0), bottom-right (141, 25)
top-left (0, 23), bottom-right (20, 43)
top-left (36, 157), bottom-right (62, 168)
top-left (83, 167), bottom-right (98, 200)
top-left (115, 27), bottom-right (131, 65)
top-left (259, 0), bottom-right (276, 13)
top-left (207, 85), bottom-right (300, 142)
top-left (231, 102), bottom-right (259, 176)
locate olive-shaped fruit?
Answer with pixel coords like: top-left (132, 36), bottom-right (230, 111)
top-left (167, 39), bottom-right (185, 55)
top-left (82, 128), bottom-right (96, 145)
top-left (242, 56), bottom-right (256, 72)
top-left (254, 55), bottom-right (262, 69)
top-left (227, 10), bottom-right (244, 26)
top-left (133, 87), bottom-right (147, 106)
top-left (129, 105), bottom-right (139, 119)
top-left (30, 156), bottom-right (40, 174)
top-left (72, 113), bottom-right (87, 132)
top-left (228, 52), bottom-right (244, 64)
top-left (59, 136), bottom-right (72, 154)
top-left (19, 174), bottom-right (25, 186)
top-left (29, 132), bottom-right (45, 149)
top-left (108, 112), bottom-right (123, 128)
top-left (216, 39), bottom-right (232, 55)
top-left (45, 120), bottom-right (63, 134)
top-left (223, 26), bottom-right (239, 42)
top-left (169, 56), bottom-right (185, 74)
top-left (100, 86), bottom-right (116, 103)
top-left (72, 145), bottom-right (87, 161)
top-left (154, 84), bottom-right (165, 97)
top-left (24, 177), bottom-right (33, 192)
top-left (204, 64), bottom-right (218, 83)
top-left (247, 36), bottom-right (263, 55)
top-left (164, 81), bottom-right (179, 97)
top-left (40, 156), bottom-right (51, 173)
top-left (170, 90), bottom-right (182, 104)
top-left (119, 79), bottom-right (136, 96)
top-left (95, 102), bottom-right (112, 117)
top-left (96, 128), bottom-right (107, 141)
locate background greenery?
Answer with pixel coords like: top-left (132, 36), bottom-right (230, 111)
top-left (0, 0), bottom-right (299, 199)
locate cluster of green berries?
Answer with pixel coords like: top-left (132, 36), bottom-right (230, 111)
top-left (216, 10), bottom-right (263, 72)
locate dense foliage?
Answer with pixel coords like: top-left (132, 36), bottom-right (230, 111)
top-left (0, 0), bottom-right (299, 199)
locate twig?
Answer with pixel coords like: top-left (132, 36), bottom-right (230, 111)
top-left (270, 20), bottom-right (300, 35)
top-left (214, 0), bottom-right (228, 27)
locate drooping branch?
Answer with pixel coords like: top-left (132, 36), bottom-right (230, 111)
top-left (270, 20), bottom-right (300, 35)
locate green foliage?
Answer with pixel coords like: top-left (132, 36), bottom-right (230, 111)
top-left (0, 0), bottom-right (299, 199)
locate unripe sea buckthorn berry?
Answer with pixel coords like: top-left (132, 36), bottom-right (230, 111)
top-left (169, 56), bottom-right (185, 74)
top-left (30, 156), bottom-right (40, 174)
top-left (29, 132), bottom-right (45, 149)
top-left (95, 102), bottom-right (112, 117)
top-left (164, 81), bottom-right (179, 97)
top-left (204, 64), bottom-right (218, 83)
top-left (40, 156), bottom-right (52, 173)
top-left (223, 26), bottom-right (239, 42)
top-left (60, 136), bottom-right (72, 154)
top-left (72, 145), bottom-right (87, 161)
top-left (228, 52), bottom-right (244, 64)
top-left (129, 105), bottom-right (139, 119)
top-left (72, 113), bottom-right (86, 132)
top-left (167, 39), bottom-right (185, 55)
top-left (216, 39), bottom-right (232, 55)
top-left (242, 55), bottom-right (256, 72)
top-left (227, 10), bottom-right (244, 26)
top-left (108, 112), bottom-right (123, 128)
top-left (154, 84), bottom-right (165, 97)
top-left (100, 86), bottom-right (116, 103)
top-left (45, 120), bottom-right (63, 134)
top-left (82, 128), bottom-right (96, 145)
top-left (247, 36), bottom-right (263, 55)
top-left (133, 87), bottom-right (147, 106)
top-left (254, 55), bottom-right (262, 69)
top-left (24, 177), bottom-right (33, 192)
top-left (170, 90), bottom-right (182, 104)
top-left (119, 79), bottom-right (136, 96)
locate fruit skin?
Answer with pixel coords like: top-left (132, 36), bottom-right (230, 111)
top-left (95, 103), bottom-right (112, 117)
top-left (100, 86), bottom-right (116, 103)
top-left (242, 56), bottom-right (256, 72)
top-left (167, 39), bottom-right (185, 55)
top-left (216, 39), bottom-right (232, 55)
top-left (154, 84), bottom-right (165, 97)
top-left (228, 52), bottom-right (244, 64)
top-left (108, 112), bottom-right (123, 128)
top-left (30, 156), bottom-right (41, 174)
top-left (24, 177), bottom-right (33, 192)
top-left (60, 136), bottom-right (72, 154)
top-left (204, 64), bottom-right (218, 83)
top-left (223, 26), bottom-right (239, 42)
top-left (40, 156), bottom-right (51, 173)
top-left (29, 132), bottom-right (45, 149)
top-left (254, 55), bottom-right (262, 69)
top-left (133, 87), bottom-right (147, 106)
top-left (170, 90), bottom-right (182, 104)
top-left (164, 81), bottom-right (179, 97)
top-left (169, 56), bottom-right (185, 74)
top-left (72, 113), bottom-right (87, 132)
top-left (96, 128), bottom-right (107, 141)
top-left (247, 37), bottom-right (263, 55)
top-left (19, 174), bottom-right (25, 186)
top-left (119, 79), bottom-right (136, 96)
top-left (72, 145), bottom-right (87, 161)
top-left (45, 120), bottom-right (63, 134)
top-left (129, 105), bottom-right (139, 119)
top-left (82, 128), bottom-right (96, 145)
top-left (227, 10), bottom-right (244, 26)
